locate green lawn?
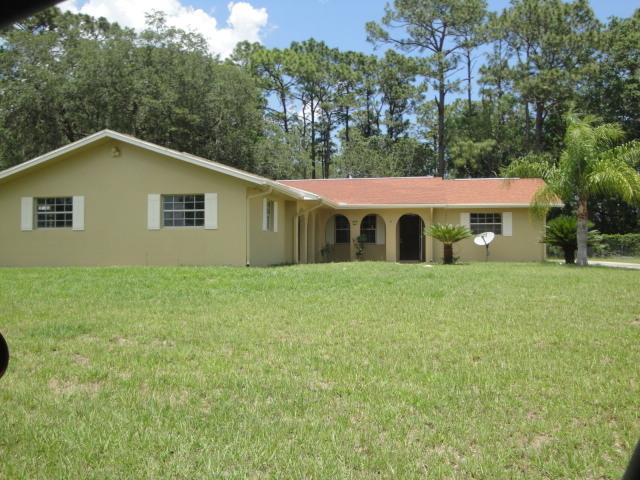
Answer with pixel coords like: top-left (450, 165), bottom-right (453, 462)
top-left (0, 262), bottom-right (638, 479)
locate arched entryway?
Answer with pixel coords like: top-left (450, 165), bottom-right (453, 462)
top-left (398, 214), bottom-right (425, 261)
top-left (324, 214), bottom-right (351, 262)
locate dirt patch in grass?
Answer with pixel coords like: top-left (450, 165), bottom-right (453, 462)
top-left (49, 378), bottom-right (101, 396)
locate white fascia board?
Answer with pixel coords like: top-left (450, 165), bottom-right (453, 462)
top-left (443, 203), bottom-right (550, 209)
top-left (269, 182), bottom-right (320, 201)
top-left (325, 202), bottom-right (554, 209)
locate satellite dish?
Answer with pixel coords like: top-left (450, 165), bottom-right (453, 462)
top-left (473, 231), bottom-right (495, 246)
top-left (473, 232), bottom-right (495, 261)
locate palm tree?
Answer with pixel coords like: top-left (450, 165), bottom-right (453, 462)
top-left (503, 114), bottom-right (640, 266)
top-left (541, 216), bottom-right (601, 265)
top-left (424, 223), bottom-right (472, 264)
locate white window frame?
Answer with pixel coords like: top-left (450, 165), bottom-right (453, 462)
top-left (469, 213), bottom-right (502, 235)
top-left (35, 197), bottom-right (74, 229)
top-left (461, 212), bottom-right (512, 237)
top-left (162, 194), bottom-right (206, 228)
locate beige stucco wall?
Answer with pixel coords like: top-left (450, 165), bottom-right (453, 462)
top-left (0, 140), bottom-right (277, 267)
top-left (431, 208), bottom-right (545, 262)
top-left (247, 194), bottom-right (295, 267)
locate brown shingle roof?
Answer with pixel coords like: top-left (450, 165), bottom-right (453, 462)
top-left (277, 177), bottom-right (546, 206)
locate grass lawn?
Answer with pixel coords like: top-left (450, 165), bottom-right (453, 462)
top-left (0, 262), bottom-right (639, 479)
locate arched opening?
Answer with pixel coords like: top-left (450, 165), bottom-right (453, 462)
top-left (398, 214), bottom-right (425, 261)
top-left (359, 214), bottom-right (386, 261)
top-left (324, 214), bottom-right (350, 262)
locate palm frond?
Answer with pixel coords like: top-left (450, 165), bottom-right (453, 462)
top-left (501, 154), bottom-right (557, 181)
top-left (587, 159), bottom-right (640, 204)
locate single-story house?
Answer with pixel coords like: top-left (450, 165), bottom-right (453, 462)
top-left (0, 130), bottom-right (555, 267)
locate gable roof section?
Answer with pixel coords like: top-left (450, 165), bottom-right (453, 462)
top-left (0, 130), bottom-right (319, 201)
top-left (277, 177), bottom-right (553, 208)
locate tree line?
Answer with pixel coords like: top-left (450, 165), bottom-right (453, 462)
top-left (0, 1), bottom-right (639, 232)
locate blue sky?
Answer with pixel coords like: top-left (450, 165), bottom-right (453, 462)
top-left (60, 0), bottom-right (638, 58)
top-left (243, 0), bottom-right (638, 53)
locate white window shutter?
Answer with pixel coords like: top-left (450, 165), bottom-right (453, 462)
top-left (325, 216), bottom-right (334, 244)
top-left (273, 201), bottom-right (278, 233)
top-left (262, 198), bottom-right (268, 231)
top-left (72, 196), bottom-right (85, 231)
top-left (204, 193), bottom-right (218, 230)
top-left (503, 212), bottom-right (513, 236)
top-left (21, 197), bottom-right (33, 231)
top-left (376, 216), bottom-right (386, 244)
top-left (460, 212), bottom-right (470, 228)
top-left (148, 194), bottom-right (161, 230)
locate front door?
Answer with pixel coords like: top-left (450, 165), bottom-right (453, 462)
top-left (399, 214), bottom-right (424, 261)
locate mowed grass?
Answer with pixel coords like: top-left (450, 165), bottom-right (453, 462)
top-left (0, 262), bottom-right (639, 479)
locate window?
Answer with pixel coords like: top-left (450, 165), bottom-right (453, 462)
top-left (36, 197), bottom-right (73, 228)
top-left (470, 213), bottom-right (502, 235)
top-left (163, 194), bottom-right (205, 227)
top-left (263, 199), bottom-right (278, 232)
top-left (360, 214), bottom-right (376, 244)
top-left (334, 215), bottom-right (350, 244)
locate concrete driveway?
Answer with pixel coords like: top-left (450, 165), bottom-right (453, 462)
top-left (589, 260), bottom-right (640, 270)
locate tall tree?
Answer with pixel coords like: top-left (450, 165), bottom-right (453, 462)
top-left (0, 8), bottom-right (265, 172)
top-left (366, 0), bottom-right (488, 177)
top-left (495, 0), bottom-right (600, 153)
top-left (503, 114), bottom-right (640, 266)
top-left (378, 50), bottom-right (422, 142)
top-left (579, 11), bottom-right (640, 141)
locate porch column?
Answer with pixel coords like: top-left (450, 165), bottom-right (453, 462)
top-left (349, 216), bottom-right (359, 261)
top-left (309, 211), bottom-right (316, 263)
top-left (427, 208), bottom-right (434, 262)
top-left (300, 213), bottom-right (308, 264)
top-left (385, 216), bottom-right (397, 263)
top-left (293, 214), bottom-right (299, 263)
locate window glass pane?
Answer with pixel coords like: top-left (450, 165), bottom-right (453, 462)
top-left (360, 214), bottom-right (376, 243)
top-left (162, 194), bottom-right (205, 227)
top-left (334, 215), bottom-right (350, 244)
top-left (35, 197), bottom-right (73, 228)
top-left (265, 200), bottom-right (273, 230)
top-left (470, 213), bottom-right (502, 235)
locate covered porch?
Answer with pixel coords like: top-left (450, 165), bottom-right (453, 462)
top-left (294, 206), bottom-right (435, 264)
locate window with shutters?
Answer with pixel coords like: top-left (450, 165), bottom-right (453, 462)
top-left (36, 197), bottom-right (73, 228)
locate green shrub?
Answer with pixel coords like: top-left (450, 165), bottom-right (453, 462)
top-left (424, 223), bottom-right (472, 265)
top-left (540, 216), bottom-right (601, 264)
top-left (597, 234), bottom-right (640, 257)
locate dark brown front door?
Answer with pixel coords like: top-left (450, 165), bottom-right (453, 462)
top-left (399, 214), bottom-right (423, 261)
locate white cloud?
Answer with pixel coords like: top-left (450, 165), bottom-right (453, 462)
top-left (58, 0), bottom-right (269, 58)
